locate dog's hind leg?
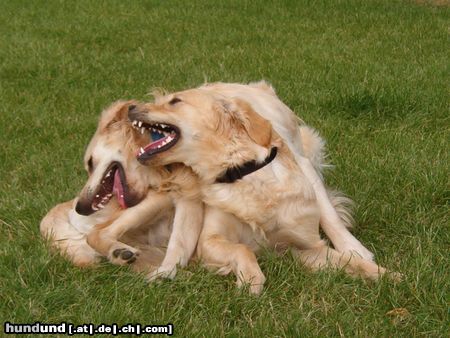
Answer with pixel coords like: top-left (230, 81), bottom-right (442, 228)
top-left (119, 221), bottom-right (169, 273)
top-left (291, 243), bottom-right (397, 281)
top-left (197, 206), bottom-right (266, 295)
top-left (40, 200), bottom-right (101, 267)
top-left (87, 192), bottom-right (172, 266)
top-left (296, 155), bottom-right (375, 261)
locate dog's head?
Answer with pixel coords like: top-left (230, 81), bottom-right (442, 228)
top-left (128, 89), bottom-right (274, 181)
top-left (75, 101), bottom-right (153, 216)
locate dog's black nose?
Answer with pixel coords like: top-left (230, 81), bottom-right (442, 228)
top-left (75, 200), bottom-right (95, 216)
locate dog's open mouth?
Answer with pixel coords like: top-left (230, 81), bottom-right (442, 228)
top-left (92, 162), bottom-right (128, 210)
top-left (131, 120), bottom-right (180, 162)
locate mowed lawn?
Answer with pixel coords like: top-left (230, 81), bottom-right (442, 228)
top-left (0, 0), bottom-right (448, 336)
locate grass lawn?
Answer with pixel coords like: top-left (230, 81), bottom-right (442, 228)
top-left (0, 0), bottom-right (448, 336)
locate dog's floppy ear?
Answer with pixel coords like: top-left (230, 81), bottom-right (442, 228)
top-left (100, 100), bottom-right (137, 130)
top-left (221, 98), bottom-right (272, 147)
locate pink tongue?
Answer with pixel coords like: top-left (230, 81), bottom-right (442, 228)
top-left (113, 170), bottom-right (126, 209)
top-left (144, 136), bottom-right (168, 152)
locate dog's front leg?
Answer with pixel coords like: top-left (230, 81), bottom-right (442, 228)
top-left (87, 192), bottom-right (172, 266)
top-left (147, 198), bottom-right (203, 281)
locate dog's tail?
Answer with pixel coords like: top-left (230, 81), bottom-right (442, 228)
top-left (299, 125), bottom-right (327, 175)
top-left (326, 189), bottom-right (355, 229)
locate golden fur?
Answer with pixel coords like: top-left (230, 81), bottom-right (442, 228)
top-left (200, 82), bottom-right (373, 260)
top-left (130, 82), bottom-right (397, 294)
top-left (40, 199), bottom-right (170, 272)
top-left (41, 101), bottom-right (203, 279)
top-left (149, 82), bottom-right (374, 260)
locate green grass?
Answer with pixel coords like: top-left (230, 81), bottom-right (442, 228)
top-left (0, 0), bottom-right (448, 336)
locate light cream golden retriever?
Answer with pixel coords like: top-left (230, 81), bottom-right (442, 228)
top-left (41, 101), bottom-right (203, 279)
top-left (129, 82), bottom-right (397, 294)
top-left (200, 82), bottom-right (374, 261)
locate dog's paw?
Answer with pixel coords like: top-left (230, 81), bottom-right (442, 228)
top-left (236, 265), bottom-right (266, 295)
top-left (386, 270), bottom-right (404, 282)
top-left (147, 265), bottom-right (177, 282)
top-left (108, 245), bottom-right (140, 265)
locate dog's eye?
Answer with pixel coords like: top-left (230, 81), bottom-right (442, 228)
top-left (87, 157), bottom-right (94, 173)
top-left (169, 97), bottom-right (182, 105)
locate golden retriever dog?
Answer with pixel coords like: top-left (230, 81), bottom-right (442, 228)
top-left (200, 82), bottom-right (374, 261)
top-left (133, 82), bottom-right (373, 262)
top-left (41, 101), bottom-right (203, 279)
top-left (128, 83), bottom-right (396, 294)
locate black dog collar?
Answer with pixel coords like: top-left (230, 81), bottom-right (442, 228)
top-left (215, 147), bottom-right (278, 183)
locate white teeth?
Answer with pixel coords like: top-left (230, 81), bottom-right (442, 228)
top-left (120, 194), bottom-right (124, 198)
top-left (141, 127), bottom-right (145, 134)
top-left (107, 193), bottom-right (112, 197)
top-left (96, 194), bottom-right (99, 198)
top-left (140, 147), bottom-right (144, 155)
top-left (160, 123), bottom-right (167, 128)
top-left (105, 170), bottom-right (111, 177)
top-left (92, 206), bottom-right (99, 211)
top-left (102, 180), bottom-right (105, 184)
top-left (132, 120), bottom-right (137, 126)
top-left (167, 136), bottom-right (173, 142)
top-left (98, 203), bottom-right (104, 209)
top-left (138, 121), bottom-right (143, 127)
